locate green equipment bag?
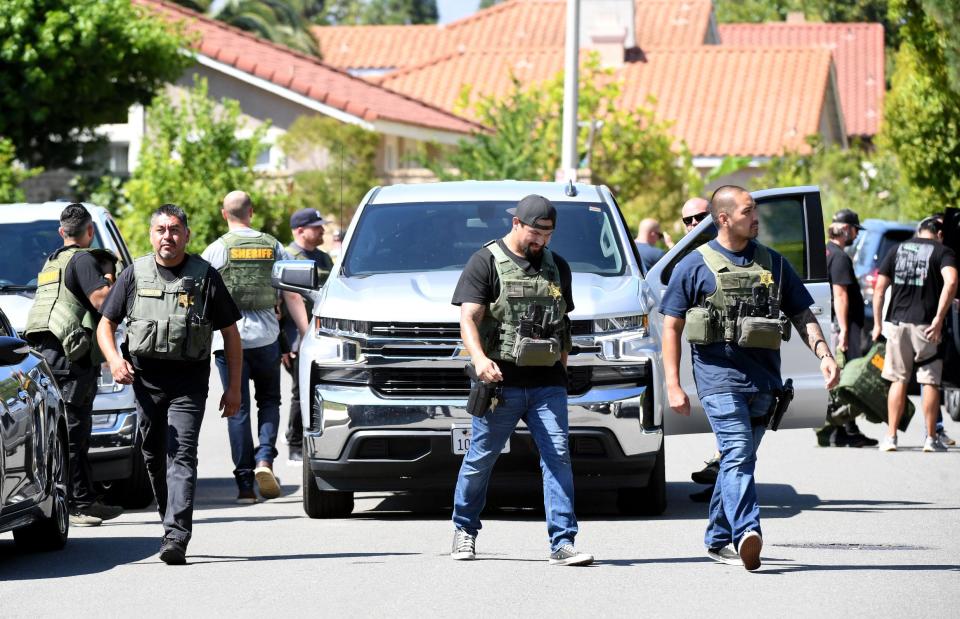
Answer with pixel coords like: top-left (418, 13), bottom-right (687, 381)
top-left (833, 340), bottom-right (915, 432)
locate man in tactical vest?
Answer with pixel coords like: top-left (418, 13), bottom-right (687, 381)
top-left (97, 203), bottom-right (243, 565)
top-left (661, 186), bottom-right (839, 571)
top-left (449, 194), bottom-right (593, 566)
top-left (24, 203), bottom-right (123, 527)
top-left (816, 209), bottom-right (877, 448)
top-left (201, 191), bottom-right (309, 503)
top-left (279, 208), bottom-right (334, 463)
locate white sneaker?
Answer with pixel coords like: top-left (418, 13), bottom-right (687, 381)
top-left (451, 529), bottom-right (476, 560)
top-left (737, 530), bottom-right (762, 571)
top-left (923, 436), bottom-right (948, 452)
top-left (707, 545), bottom-right (743, 566)
top-left (936, 429), bottom-right (955, 446)
top-left (549, 544), bottom-right (594, 566)
top-left (879, 435), bottom-right (897, 452)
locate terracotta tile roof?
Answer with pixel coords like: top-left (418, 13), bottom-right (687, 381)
top-left (314, 24), bottom-right (454, 71)
top-left (378, 46), bottom-right (839, 157)
top-left (313, 0), bottom-right (715, 71)
top-left (719, 22), bottom-right (884, 137)
top-left (133, 0), bottom-right (480, 135)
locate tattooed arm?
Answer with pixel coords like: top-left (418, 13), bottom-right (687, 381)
top-left (790, 307), bottom-right (840, 390)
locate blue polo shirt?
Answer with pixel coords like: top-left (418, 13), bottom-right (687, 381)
top-left (659, 239), bottom-right (813, 398)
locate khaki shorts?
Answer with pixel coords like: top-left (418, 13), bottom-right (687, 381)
top-left (881, 322), bottom-right (942, 385)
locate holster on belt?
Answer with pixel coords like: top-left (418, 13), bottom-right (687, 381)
top-left (767, 378), bottom-right (794, 431)
top-left (464, 363), bottom-right (502, 418)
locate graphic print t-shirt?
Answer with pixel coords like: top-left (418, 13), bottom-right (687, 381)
top-left (879, 237), bottom-right (957, 325)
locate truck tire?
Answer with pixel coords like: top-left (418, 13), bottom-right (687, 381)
top-left (103, 434), bottom-right (154, 509)
top-left (302, 461), bottom-right (354, 518)
top-left (14, 425), bottom-right (69, 552)
top-left (616, 441), bottom-right (666, 517)
top-left (946, 388), bottom-right (960, 422)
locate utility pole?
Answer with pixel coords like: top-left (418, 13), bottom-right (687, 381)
top-left (557, 0), bottom-right (579, 183)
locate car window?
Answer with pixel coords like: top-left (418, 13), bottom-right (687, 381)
top-left (0, 220), bottom-right (104, 290)
top-left (343, 201), bottom-right (625, 276)
top-left (660, 197), bottom-right (808, 284)
top-left (876, 230), bottom-right (914, 266)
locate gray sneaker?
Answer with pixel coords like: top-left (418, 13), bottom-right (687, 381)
top-left (923, 435), bottom-right (948, 452)
top-left (69, 511), bottom-right (102, 527)
top-left (451, 529), bottom-right (476, 560)
top-left (549, 544), bottom-right (594, 566)
top-left (707, 545), bottom-right (743, 566)
top-left (879, 434), bottom-right (897, 452)
top-left (936, 429), bottom-right (955, 446)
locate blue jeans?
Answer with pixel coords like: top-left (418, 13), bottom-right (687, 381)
top-left (452, 385), bottom-right (578, 552)
top-left (215, 341), bottom-right (282, 489)
top-left (700, 391), bottom-right (775, 550)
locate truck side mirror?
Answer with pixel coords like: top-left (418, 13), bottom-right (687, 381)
top-left (271, 260), bottom-right (319, 294)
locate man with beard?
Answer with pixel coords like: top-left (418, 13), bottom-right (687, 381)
top-left (815, 209), bottom-right (877, 447)
top-left (97, 204), bottom-right (242, 565)
top-left (661, 186), bottom-right (838, 571)
top-left (449, 194), bottom-right (592, 566)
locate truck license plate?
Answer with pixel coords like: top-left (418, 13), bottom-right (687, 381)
top-left (451, 424), bottom-right (510, 455)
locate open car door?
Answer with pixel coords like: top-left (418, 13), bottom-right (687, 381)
top-left (646, 186), bottom-right (830, 434)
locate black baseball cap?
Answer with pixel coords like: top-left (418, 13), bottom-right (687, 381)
top-left (507, 194), bottom-right (557, 230)
top-left (290, 208), bottom-right (326, 229)
top-left (832, 208), bottom-right (863, 230)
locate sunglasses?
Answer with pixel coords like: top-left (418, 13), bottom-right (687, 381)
top-left (682, 211), bottom-right (710, 226)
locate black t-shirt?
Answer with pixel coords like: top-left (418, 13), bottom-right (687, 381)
top-left (879, 237), bottom-right (957, 325)
top-left (54, 245), bottom-right (112, 321)
top-left (100, 254), bottom-right (241, 392)
top-left (826, 241), bottom-right (864, 327)
top-left (451, 239), bottom-right (574, 388)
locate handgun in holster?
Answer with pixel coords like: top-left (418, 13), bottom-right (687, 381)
top-left (464, 363), bottom-right (503, 418)
top-left (766, 378), bottom-right (794, 431)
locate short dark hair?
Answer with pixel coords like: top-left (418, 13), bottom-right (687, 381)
top-left (709, 185), bottom-right (750, 224)
top-left (59, 203), bottom-right (92, 238)
top-left (918, 215), bottom-right (943, 234)
top-left (150, 203), bottom-right (189, 229)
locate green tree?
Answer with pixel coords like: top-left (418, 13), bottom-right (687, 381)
top-left (0, 137), bottom-right (41, 203)
top-left (278, 115), bottom-right (379, 225)
top-left (753, 137), bottom-right (907, 222)
top-left (478, 0), bottom-right (503, 8)
top-left (880, 0), bottom-right (960, 218)
top-left (120, 78), bottom-right (288, 255)
top-left (172, 0), bottom-right (322, 57)
top-left (0, 0), bottom-right (190, 168)
top-left (431, 56), bottom-right (695, 228)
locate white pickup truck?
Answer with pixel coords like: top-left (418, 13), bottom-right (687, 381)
top-left (272, 181), bottom-right (831, 518)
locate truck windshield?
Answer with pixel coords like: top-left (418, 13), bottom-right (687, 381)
top-left (0, 220), bottom-right (104, 290)
top-left (343, 201), bottom-right (626, 276)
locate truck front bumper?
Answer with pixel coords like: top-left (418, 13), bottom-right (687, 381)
top-left (305, 384), bottom-right (662, 492)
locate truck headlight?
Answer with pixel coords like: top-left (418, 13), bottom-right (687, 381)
top-left (311, 334), bottom-right (361, 363)
top-left (592, 314), bottom-right (648, 336)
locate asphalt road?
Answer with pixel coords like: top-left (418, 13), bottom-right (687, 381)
top-left (2, 371), bottom-right (958, 617)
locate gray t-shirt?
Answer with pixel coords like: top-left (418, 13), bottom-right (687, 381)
top-left (202, 227), bottom-right (291, 350)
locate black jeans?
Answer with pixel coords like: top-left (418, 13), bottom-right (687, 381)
top-left (34, 334), bottom-right (99, 509)
top-left (284, 353), bottom-right (302, 448)
top-left (133, 378), bottom-right (206, 545)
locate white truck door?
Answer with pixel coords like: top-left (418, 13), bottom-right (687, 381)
top-left (646, 186), bottom-right (830, 434)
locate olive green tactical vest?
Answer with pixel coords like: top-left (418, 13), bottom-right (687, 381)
top-left (126, 254), bottom-right (213, 361)
top-left (218, 230), bottom-right (279, 311)
top-left (287, 243), bottom-right (332, 287)
top-left (685, 243), bottom-right (784, 349)
top-left (25, 247), bottom-right (115, 364)
top-left (478, 241), bottom-right (572, 364)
